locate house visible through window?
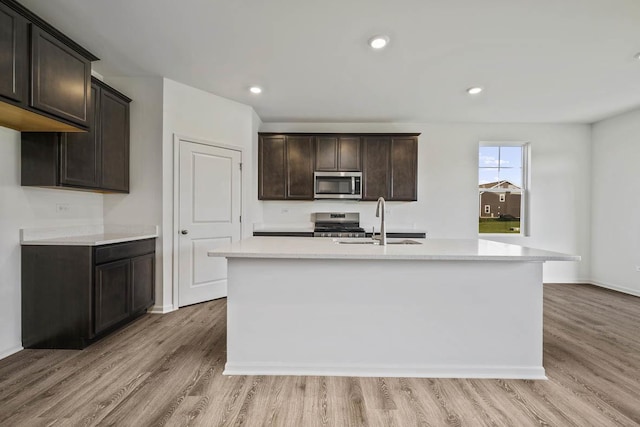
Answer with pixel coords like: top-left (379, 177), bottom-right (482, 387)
top-left (479, 144), bottom-right (527, 234)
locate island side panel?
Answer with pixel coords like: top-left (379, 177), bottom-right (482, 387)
top-left (225, 258), bottom-right (544, 379)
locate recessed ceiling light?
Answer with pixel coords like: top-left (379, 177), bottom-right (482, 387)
top-left (467, 87), bottom-right (483, 95)
top-left (368, 35), bottom-right (389, 49)
top-left (249, 86), bottom-right (262, 94)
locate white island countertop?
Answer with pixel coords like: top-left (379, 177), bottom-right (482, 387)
top-left (208, 237), bottom-right (580, 262)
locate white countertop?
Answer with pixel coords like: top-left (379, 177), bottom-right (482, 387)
top-left (20, 224), bottom-right (159, 246)
top-left (207, 237), bottom-right (580, 262)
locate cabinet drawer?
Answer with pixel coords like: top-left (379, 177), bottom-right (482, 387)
top-left (95, 239), bottom-right (155, 264)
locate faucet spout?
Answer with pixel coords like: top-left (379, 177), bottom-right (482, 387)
top-left (375, 197), bottom-right (387, 246)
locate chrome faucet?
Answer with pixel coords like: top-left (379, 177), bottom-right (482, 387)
top-left (374, 197), bottom-right (387, 245)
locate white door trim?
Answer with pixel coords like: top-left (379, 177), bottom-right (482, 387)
top-left (172, 134), bottom-right (244, 310)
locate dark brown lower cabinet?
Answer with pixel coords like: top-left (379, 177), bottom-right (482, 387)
top-left (95, 258), bottom-right (131, 335)
top-left (22, 238), bottom-right (155, 349)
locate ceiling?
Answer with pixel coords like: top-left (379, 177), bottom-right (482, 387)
top-left (20, 0), bottom-right (640, 123)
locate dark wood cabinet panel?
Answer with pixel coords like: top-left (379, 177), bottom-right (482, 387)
top-left (362, 136), bottom-right (391, 201)
top-left (95, 259), bottom-right (131, 335)
top-left (0, 2), bottom-right (27, 103)
top-left (338, 137), bottom-right (361, 171)
top-left (100, 88), bottom-right (130, 192)
top-left (60, 84), bottom-right (99, 188)
top-left (22, 238), bottom-right (156, 349)
top-left (316, 136), bottom-right (361, 171)
top-left (390, 137), bottom-right (418, 201)
top-left (21, 245), bottom-right (93, 349)
top-left (30, 26), bottom-right (91, 127)
top-left (21, 78), bottom-right (131, 193)
top-left (131, 253), bottom-right (155, 314)
top-left (315, 136), bottom-right (338, 171)
top-left (259, 135), bottom-right (287, 199)
top-left (286, 135), bottom-right (314, 199)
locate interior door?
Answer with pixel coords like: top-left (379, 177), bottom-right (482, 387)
top-left (178, 139), bottom-right (242, 307)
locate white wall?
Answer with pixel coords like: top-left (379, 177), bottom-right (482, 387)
top-left (0, 126), bottom-right (103, 359)
top-left (162, 78), bottom-right (259, 309)
top-left (259, 122), bottom-right (592, 283)
top-left (591, 108), bottom-right (640, 296)
top-left (103, 77), bottom-right (166, 310)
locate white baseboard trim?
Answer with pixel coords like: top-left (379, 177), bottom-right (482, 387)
top-left (590, 280), bottom-right (640, 298)
top-left (148, 304), bottom-right (177, 314)
top-left (0, 345), bottom-right (23, 361)
top-left (223, 362), bottom-right (546, 380)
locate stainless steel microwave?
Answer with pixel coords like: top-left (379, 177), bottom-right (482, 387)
top-left (314, 172), bottom-right (362, 199)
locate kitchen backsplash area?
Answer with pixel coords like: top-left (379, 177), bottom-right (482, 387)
top-left (258, 200), bottom-right (423, 234)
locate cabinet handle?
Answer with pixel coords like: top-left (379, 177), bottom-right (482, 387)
top-left (181, 230), bottom-right (189, 235)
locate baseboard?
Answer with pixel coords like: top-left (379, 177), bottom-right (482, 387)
top-left (148, 304), bottom-right (177, 314)
top-left (223, 362), bottom-right (547, 380)
top-left (590, 280), bottom-right (640, 298)
top-left (0, 345), bottom-right (23, 361)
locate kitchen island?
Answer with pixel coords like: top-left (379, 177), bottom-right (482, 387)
top-left (208, 237), bottom-right (579, 379)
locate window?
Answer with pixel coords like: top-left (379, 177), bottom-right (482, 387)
top-left (479, 143), bottom-right (528, 234)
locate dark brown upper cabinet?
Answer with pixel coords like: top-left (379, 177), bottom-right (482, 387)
top-left (315, 136), bottom-right (361, 171)
top-left (30, 25), bottom-right (91, 128)
top-left (259, 133), bottom-right (418, 201)
top-left (390, 136), bottom-right (418, 201)
top-left (362, 135), bottom-right (418, 201)
top-left (98, 83), bottom-right (130, 192)
top-left (362, 136), bottom-right (391, 200)
top-left (286, 135), bottom-right (314, 199)
top-left (0, 0), bottom-right (98, 132)
top-left (259, 135), bottom-right (287, 199)
top-left (0, 2), bottom-right (27, 104)
top-left (21, 78), bottom-right (131, 193)
top-left (259, 134), bottom-right (315, 200)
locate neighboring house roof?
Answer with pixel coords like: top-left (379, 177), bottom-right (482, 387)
top-left (479, 180), bottom-right (521, 190)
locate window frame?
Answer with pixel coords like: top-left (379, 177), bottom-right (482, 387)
top-left (478, 141), bottom-right (530, 237)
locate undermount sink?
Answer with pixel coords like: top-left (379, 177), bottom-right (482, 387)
top-left (387, 239), bottom-right (422, 245)
top-left (334, 238), bottom-right (422, 245)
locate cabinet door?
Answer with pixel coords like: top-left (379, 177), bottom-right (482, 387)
top-left (258, 135), bottom-right (287, 199)
top-left (30, 26), bottom-right (91, 127)
top-left (315, 136), bottom-right (338, 171)
top-left (131, 253), bottom-right (155, 314)
top-left (362, 136), bottom-right (390, 200)
top-left (95, 259), bottom-right (131, 334)
top-left (338, 137), bottom-right (361, 171)
top-left (390, 137), bottom-right (418, 201)
top-left (286, 136), bottom-right (314, 199)
top-left (100, 89), bottom-right (130, 192)
top-left (0, 3), bottom-right (27, 103)
top-left (60, 84), bottom-right (100, 188)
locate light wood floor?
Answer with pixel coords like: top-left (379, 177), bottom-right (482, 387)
top-left (1, 283), bottom-right (639, 426)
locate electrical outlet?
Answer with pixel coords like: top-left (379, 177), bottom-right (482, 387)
top-left (56, 203), bottom-right (70, 213)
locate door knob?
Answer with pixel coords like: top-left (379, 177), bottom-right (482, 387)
top-left (181, 230), bottom-right (189, 235)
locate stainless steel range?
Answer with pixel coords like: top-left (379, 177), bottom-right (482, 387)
top-left (313, 212), bottom-right (366, 238)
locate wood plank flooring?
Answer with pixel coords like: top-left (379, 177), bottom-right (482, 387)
top-left (0, 283), bottom-right (638, 426)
